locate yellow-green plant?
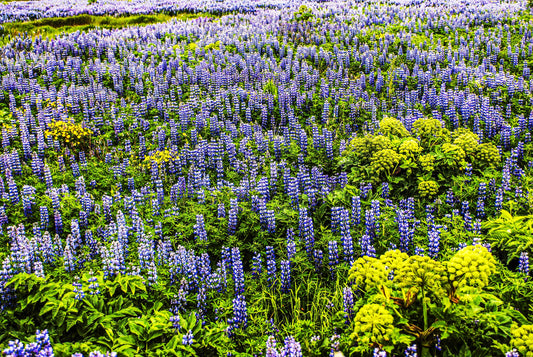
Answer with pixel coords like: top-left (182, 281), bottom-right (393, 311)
top-left (351, 304), bottom-right (395, 347)
top-left (418, 154), bottom-right (435, 172)
top-left (45, 120), bottom-right (92, 148)
top-left (445, 245), bottom-right (496, 290)
top-left (348, 256), bottom-right (388, 291)
top-left (396, 255), bottom-right (445, 296)
top-left (399, 139), bottom-right (423, 158)
top-left (511, 324), bottom-right (533, 357)
top-left (204, 41), bottom-right (221, 51)
top-left (370, 149), bottom-right (403, 179)
top-left (475, 142), bottom-right (501, 167)
top-left (379, 117), bottom-right (410, 138)
top-left (142, 149), bottom-right (179, 168)
top-left (453, 129), bottom-right (479, 156)
top-left (440, 143), bottom-right (467, 170)
top-left (412, 117), bottom-right (449, 146)
top-left (418, 180), bottom-right (439, 198)
top-left (379, 249), bottom-right (409, 279)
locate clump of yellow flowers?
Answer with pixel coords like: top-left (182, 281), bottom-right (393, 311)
top-left (511, 324), bottom-right (533, 357)
top-left (348, 256), bottom-right (388, 291)
top-left (418, 180), bottom-right (439, 198)
top-left (351, 304), bottom-right (395, 347)
top-left (142, 149), bottom-right (179, 168)
top-left (347, 246), bottom-right (500, 352)
top-left (445, 245), bottom-right (496, 289)
top-left (45, 120), bottom-right (92, 148)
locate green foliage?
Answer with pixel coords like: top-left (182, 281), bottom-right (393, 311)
top-left (483, 211), bottom-right (533, 263)
top-left (294, 5), bottom-right (314, 22)
top-left (0, 12), bottom-right (215, 40)
top-left (263, 79), bottom-right (278, 98)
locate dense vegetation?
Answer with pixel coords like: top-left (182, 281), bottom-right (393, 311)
top-left (0, 0), bottom-right (532, 356)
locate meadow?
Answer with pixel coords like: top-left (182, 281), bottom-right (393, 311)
top-left (0, 0), bottom-right (532, 356)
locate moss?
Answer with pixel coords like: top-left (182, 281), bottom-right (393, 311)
top-left (1, 12), bottom-right (216, 40)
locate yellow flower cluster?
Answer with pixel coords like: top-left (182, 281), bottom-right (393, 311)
top-left (379, 117), bottom-right (410, 138)
top-left (45, 120), bottom-right (92, 147)
top-left (348, 256), bottom-right (388, 291)
top-left (371, 135), bottom-right (394, 152)
top-left (370, 149), bottom-right (402, 177)
top-left (351, 304), bottom-right (395, 346)
top-left (204, 41), bottom-right (221, 51)
top-left (446, 245), bottom-right (496, 289)
top-left (475, 143), bottom-right (501, 167)
top-left (379, 249), bottom-right (409, 277)
top-left (441, 143), bottom-right (467, 170)
top-left (396, 255), bottom-right (445, 294)
top-left (412, 117), bottom-right (449, 144)
top-left (418, 180), bottom-right (439, 198)
top-left (418, 154), bottom-right (435, 172)
top-left (399, 139), bottom-right (423, 158)
top-left (347, 135), bottom-right (392, 161)
top-left (511, 324), bottom-right (533, 357)
top-left (142, 149), bottom-right (179, 168)
top-left (453, 129), bottom-right (479, 156)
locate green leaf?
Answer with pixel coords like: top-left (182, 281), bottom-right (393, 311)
top-left (56, 309), bottom-right (67, 329)
top-left (165, 336), bottom-right (181, 351)
top-left (129, 320), bottom-right (146, 338)
top-left (40, 300), bottom-right (56, 316)
top-left (458, 344), bottom-right (472, 357)
top-left (108, 283), bottom-right (118, 297)
top-left (66, 316), bottom-right (78, 332)
top-left (119, 276), bottom-right (128, 293)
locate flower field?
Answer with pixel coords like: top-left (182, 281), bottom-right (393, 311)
top-left (0, 0), bottom-right (532, 356)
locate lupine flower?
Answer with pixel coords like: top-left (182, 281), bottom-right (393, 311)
top-left (328, 241), bottom-right (339, 279)
top-left (518, 252), bottom-right (529, 281)
top-left (266, 246), bottom-right (277, 288)
top-left (193, 215), bottom-right (208, 243)
top-left (404, 344), bottom-right (417, 357)
top-left (505, 349), bottom-right (520, 357)
top-left (3, 330), bottom-right (53, 357)
top-left (280, 260), bottom-right (291, 293)
top-left (228, 206), bottom-right (238, 236)
top-left (232, 247), bottom-right (245, 295)
top-left (343, 286), bottom-right (354, 323)
top-left (373, 349), bottom-right (387, 357)
top-left (73, 278), bottom-right (85, 300)
top-left (313, 249), bottom-right (323, 273)
top-left (228, 294), bottom-right (248, 337)
top-left (251, 252), bottom-right (262, 279)
top-left (182, 330), bottom-right (194, 346)
top-left (339, 209), bottom-right (353, 263)
top-left (286, 228), bottom-right (296, 261)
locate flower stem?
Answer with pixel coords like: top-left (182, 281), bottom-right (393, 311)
top-left (421, 287), bottom-right (431, 357)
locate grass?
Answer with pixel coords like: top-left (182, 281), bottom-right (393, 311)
top-left (0, 12), bottom-right (214, 40)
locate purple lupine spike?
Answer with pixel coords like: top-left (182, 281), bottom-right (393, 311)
top-left (266, 246), bottom-right (277, 288)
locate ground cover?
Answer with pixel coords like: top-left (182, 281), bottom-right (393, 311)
top-left (0, 0), bottom-right (531, 356)
top-left (0, 13), bottom-right (214, 40)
